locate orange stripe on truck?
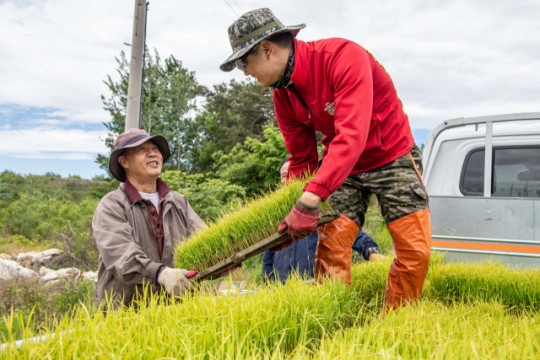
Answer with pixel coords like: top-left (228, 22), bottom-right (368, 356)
top-left (432, 241), bottom-right (540, 254)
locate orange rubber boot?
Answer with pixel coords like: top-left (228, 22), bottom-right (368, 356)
top-left (315, 215), bottom-right (359, 285)
top-left (384, 208), bottom-right (432, 309)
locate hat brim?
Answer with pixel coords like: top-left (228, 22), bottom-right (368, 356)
top-left (108, 135), bottom-right (171, 182)
top-left (220, 24), bottom-right (306, 72)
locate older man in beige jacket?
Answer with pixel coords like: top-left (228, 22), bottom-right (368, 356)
top-left (93, 128), bottom-right (204, 309)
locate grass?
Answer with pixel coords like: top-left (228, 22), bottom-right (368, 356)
top-left (0, 235), bottom-right (49, 255)
top-left (1, 277), bottom-right (362, 358)
top-left (428, 260), bottom-right (540, 309)
top-left (4, 256), bottom-right (540, 358)
top-left (292, 301), bottom-right (540, 359)
top-left (0, 277), bottom-right (96, 341)
top-left (4, 198), bottom-right (540, 358)
top-left (349, 254), bottom-right (540, 311)
top-left (175, 178), bottom-right (332, 272)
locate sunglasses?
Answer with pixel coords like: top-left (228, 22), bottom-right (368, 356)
top-left (235, 44), bottom-right (259, 72)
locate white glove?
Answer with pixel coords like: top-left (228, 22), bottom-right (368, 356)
top-left (157, 267), bottom-right (192, 297)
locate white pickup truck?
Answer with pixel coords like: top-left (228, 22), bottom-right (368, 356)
top-left (422, 112), bottom-right (540, 268)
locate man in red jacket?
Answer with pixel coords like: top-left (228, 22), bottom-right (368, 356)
top-left (220, 8), bottom-right (431, 309)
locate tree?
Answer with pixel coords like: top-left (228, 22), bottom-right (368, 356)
top-left (189, 79), bottom-right (276, 173)
top-left (97, 47), bottom-right (204, 174)
top-left (213, 124), bottom-right (290, 196)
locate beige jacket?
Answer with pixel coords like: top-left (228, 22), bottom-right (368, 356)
top-left (92, 183), bottom-right (204, 309)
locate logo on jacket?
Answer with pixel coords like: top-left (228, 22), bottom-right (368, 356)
top-left (324, 102), bottom-right (335, 116)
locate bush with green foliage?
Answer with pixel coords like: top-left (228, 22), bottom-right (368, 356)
top-left (213, 124), bottom-right (290, 196)
top-left (0, 193), bottom-right (98, 241)
top-left (160, 171), bottom-right (246, 222)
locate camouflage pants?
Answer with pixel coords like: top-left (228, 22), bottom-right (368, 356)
top-left (328, 144), bottom-right (428, 228)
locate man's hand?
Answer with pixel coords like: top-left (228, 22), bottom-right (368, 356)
top-left (158, 267), bottom-right (194, 297)
top-left (277, 199), bottom-right (320, 241)
top-left (369, 253), bottom-right (386, 261)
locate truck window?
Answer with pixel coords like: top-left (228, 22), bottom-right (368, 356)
top-left (493, 147), bottom-right (540, 197)
top-left (461, 150), bottom-right (485, 196)
top-left (461, 147), bottom-right (540, 197)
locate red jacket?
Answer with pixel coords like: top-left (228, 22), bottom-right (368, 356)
top-left (273, 38), bottom-right (414, 201)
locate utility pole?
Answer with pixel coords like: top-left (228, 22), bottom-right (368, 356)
top-left (125, 0), bottom-right (148, 131)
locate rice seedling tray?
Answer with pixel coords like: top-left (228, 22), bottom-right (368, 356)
top-left (191, 210), bottom-right (340, 282)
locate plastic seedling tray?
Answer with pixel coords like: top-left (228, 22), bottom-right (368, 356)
top-left (191, 210), bottom-right (340, 282)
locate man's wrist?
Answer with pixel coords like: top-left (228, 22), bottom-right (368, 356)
top-left (156, 265), bottom-right (167, 283)
top-left (297, 199), bottom-right (320, 210)
top-left (300, 191), bottom-right (322, 206)
top-left (366, 247), bottom-right (381, 260)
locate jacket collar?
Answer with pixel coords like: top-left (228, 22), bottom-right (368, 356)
top-left (290, 38), bottom-right (310, 90)
top-left (123, 178), bottom-right (172, 204)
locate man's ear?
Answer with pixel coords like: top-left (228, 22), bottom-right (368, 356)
top-left (259, 39), bottom-right (273, 58)
top-left (118, 155), bottom-right (129, 170)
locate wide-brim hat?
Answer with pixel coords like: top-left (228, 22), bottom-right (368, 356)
top-left (220, 8), bottom-right (305, 72)
top-left (108, 128), bottom-right (171, 182)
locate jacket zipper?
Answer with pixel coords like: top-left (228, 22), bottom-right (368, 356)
top-left (290, 85), bottom-right (311, 120)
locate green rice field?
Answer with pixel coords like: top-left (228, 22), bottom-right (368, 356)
top-left (3, 254), bottom-right (540, 359)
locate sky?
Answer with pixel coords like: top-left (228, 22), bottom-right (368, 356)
top-left (1, 0), bottom-right (539, 179)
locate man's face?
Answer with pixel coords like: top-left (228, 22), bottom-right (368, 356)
top-left (280, 161), bottom-right (290, 185)
top-left (243, 40), bottom-right (285, 87)
top-left (119, 140), bottom-right (163, 182)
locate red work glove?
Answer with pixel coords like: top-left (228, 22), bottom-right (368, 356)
top-left (276, 200), bottom-right (319, 243)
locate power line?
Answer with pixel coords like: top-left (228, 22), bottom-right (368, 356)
top-left (231, 0), bottom-right (244, 13)
top-left (223, 0), bottom-right (240, 17)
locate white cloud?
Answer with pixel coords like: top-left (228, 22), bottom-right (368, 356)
top-left (0, 127), bottom-right (108, 159)
top-left (0, 0), bottom-right (539, 162)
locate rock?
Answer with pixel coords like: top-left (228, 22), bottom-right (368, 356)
top-left (0, 259), bottom-right (37, 280)
top-left (16, 249), bottom-right (63, 268)
top-left (81, 271), bottom-right (97, 282)
top-left (39, 267), bottom-right (82, 283)
top-left (1, 250), bottom-right (97, 284)
top-left (38, 267), bottom-right (56, 277)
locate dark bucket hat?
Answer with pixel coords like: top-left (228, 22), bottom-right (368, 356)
top-left (108, 128), bottom-right (171, 182)
top-left (220, 8), bottom-right (305, 72)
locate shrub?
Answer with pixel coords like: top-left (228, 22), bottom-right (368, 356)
top-left (0, 235), bottom-right (41, 254)
top-left (160, 171), bottom-right (246, 222)
top-left (212, 124), bottom-right (290, 196)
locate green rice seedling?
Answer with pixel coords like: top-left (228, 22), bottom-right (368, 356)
top-left (350, 253), bottom-right (540, 310)
top-left (5, 255), bottom-right (540, 359)
top-left (2, 277), bottom-right (368, 359)
top-left (349, 252), bottom-right (446, 308)
top-left (427, 260), bottom-right (540, 310)
top-left (290, 301), bottom-right (540, 360)
top-left (175, 178), bottom-right (332, 272)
